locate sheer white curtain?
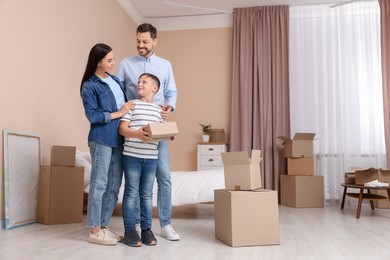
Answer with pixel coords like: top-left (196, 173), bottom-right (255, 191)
top-left (289, 2), bottom-right (386, 200)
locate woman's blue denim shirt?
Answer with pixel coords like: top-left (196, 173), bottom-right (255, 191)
top-left (81, 73), bottom-right (127, 147)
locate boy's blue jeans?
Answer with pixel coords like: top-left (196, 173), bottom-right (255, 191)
top-left (122, 155), bottom-right (157, 231)
top-left (135, 141), bottom-right (172, 227)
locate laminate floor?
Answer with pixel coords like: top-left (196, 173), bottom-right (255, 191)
top-left (1, 201), bottom-right (390, 260)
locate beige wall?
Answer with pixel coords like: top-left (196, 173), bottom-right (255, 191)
top-left (0, 0), bottom-right (137, 222)
top-left (156, 28), bottom-right (232, 170)
top-left (0, 1), bottom-right (232, 222)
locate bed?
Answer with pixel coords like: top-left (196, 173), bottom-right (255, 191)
top-left (76, 151), bottom-right (225, 207)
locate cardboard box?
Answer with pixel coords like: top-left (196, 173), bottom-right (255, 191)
top-left (38, 166), bottom-right (84, 224)
top-left (210, 129), bottom-right (225, 142)
top-left (355, 167), bottom-right (379, 185)
top-left (50, 146), bottom-right (76, 167)
top-left (277, 133), bottom-right (316, 158)
top-left (280, 175), bottom-right (324, 208)
top-left (349, 168), bottom-right (390, 185)
top-left (372, 190), bottom-right (390, 208)
top-left (221, 150), bottom-right (262, 190)
top-left (359, 169), bottom-right (390, 208)
top-left (214, 189), bottom-right (280, 247)
top-left (380, 169), bottom-right (390, 183)
top-left (143, 121), bottom-right (179, 142)
top-left (344, 172), bottom-right (356, 184)
top-left (287, 157), bottom-right (314, 175)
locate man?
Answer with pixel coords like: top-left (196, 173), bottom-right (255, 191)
top-left (117, 23), bottom-right (179, 241)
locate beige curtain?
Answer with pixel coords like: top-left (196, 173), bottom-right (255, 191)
top-left (380, 0), bottom-right (390, 168)
top-left (230, 6), bottom-right (290, 190)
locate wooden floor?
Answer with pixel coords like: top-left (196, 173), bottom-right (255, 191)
top-left (1, 201), bottom-right (390, 260)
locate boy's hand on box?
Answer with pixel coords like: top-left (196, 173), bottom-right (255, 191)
top-left (136, 128), bottom-right (152, 142)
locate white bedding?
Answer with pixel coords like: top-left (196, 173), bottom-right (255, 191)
top-left (76, 151), bottom-right (225, 207)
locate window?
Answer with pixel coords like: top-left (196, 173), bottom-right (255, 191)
top-left (289, 2), bottom-right (386, 199)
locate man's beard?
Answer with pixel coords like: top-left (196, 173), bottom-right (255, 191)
top-left (138, 47), bottom-right (152, 57)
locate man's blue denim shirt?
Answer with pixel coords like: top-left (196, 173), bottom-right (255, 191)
top-left (81, 73), bottom-right (127, 147)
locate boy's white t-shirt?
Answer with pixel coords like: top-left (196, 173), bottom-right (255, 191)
top-left (121, 99), bottom-right (163, 159)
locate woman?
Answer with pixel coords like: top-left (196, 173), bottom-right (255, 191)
top-left (80, 43), bottom-right (134, 246)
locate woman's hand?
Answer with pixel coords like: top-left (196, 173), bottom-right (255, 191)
top-left (119, 101), bottom-right (136, 117)
top-left (111, 101), bottom-right (136, 120)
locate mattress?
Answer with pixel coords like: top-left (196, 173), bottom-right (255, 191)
top-left (76, 151), bottom-right (225, 207)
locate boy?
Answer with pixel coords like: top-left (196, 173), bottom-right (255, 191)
top-left (119, 73), bottom-right (162, 247)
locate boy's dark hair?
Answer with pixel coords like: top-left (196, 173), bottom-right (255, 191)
top-left (140, 73), bottom-right (160, 92)
top-left (137, 23), bottom-right (157, 39)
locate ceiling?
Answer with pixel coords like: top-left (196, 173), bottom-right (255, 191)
top-left (115, 0), bottom-right (357, 30)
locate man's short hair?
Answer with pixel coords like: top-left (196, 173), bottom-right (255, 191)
top-left (137, 23), bottom-right (157, 39)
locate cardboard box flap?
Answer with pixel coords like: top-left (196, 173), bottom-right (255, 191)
top-left (349, 166), bottom-right (363, 171)
top-left (380, 169), bottom-right (390, 184)
top-left (250, 150), bottom-right (262, 164)
top-left (276, 133), bottom-right (316, 142)
top-left (354, 167), bottom-right (379, 185)
top-left (276, 136), bottom-right (290, 143)
top-left (380, 169), bottom-right (390, 174)
top-left (293, 133), bottom-right (316, 140)
top-left (221, 151), bottom-right (249, 165)
top-left (345, 172), bottom-right (355, 177)
top-left (355, 167), bottom-right (379, 173)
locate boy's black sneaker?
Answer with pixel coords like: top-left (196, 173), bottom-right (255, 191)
top-left (141, 229), bottom-right (157, 246)
top-left (123, 230), bottom-right (142, 247)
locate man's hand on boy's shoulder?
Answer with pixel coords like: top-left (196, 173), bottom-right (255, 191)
top-left (160, 105), bottom-right (173, 120)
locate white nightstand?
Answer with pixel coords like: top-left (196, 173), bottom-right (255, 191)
top-left (197, 142), bottom-right (227, 171)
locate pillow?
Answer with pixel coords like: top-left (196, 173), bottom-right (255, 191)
top-left (75, 150), bottom-right (91, 187)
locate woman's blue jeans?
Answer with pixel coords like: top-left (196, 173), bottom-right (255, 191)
top-left (87, 140), bottom-right (123, 228)
top-left (122, 155), bottom-right (157, 231)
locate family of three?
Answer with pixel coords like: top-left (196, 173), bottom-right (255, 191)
top-left (80, 23), bottom-right (179, 247)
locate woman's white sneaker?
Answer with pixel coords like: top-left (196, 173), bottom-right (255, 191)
top-left (88, 229), bottom-right (117, 245)
top-left (102, 228), bottom-right (123, 242)
top-left (160, 225), bottom-right (180, 241)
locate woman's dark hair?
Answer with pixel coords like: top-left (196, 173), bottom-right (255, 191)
top-left (137, 23), bottom-right (157, 39)
top-left (80, 43), bottom-right (112, 94)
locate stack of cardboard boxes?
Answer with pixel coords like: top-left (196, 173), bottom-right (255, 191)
top-left (277, 133), bottom-right (324, 208)
top-left (37, 146), bottom-right (84, 225)
top-left (214, 150), bottom-right (280, 247)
